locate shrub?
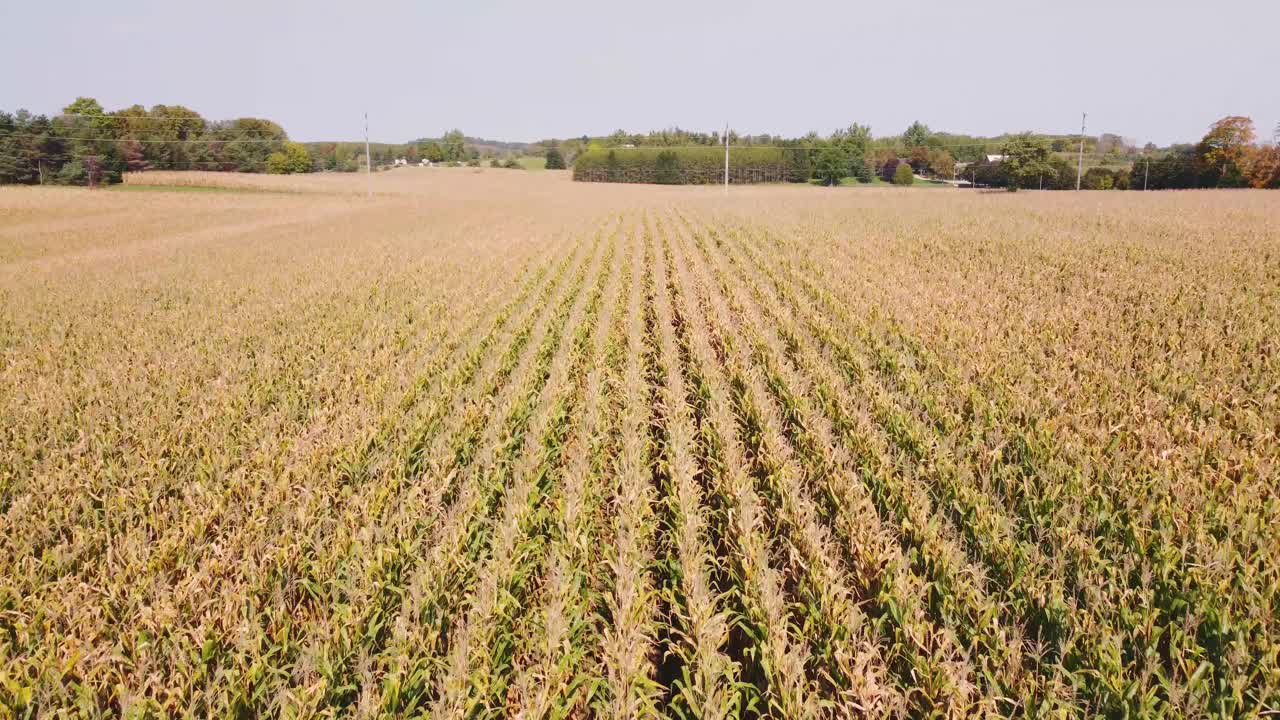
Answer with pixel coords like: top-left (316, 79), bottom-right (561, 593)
top-left (1081, 167), bottom-right (1115, 190)
top-left (55, 159), bottom-right (86, 184)
top-left (544, 148), bottom-right (566, 169)
top-left (892, 162), bottom-right (915, 185)
top-left (504, 158), bottom-right (522, 169)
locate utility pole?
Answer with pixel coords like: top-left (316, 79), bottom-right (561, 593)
top-left (364, 112), bottom-right (372, 199)
top-left (723, 123), bottom-right (729, 195)
top-left (1143, 155), bottom-right (1150, 191)
top-left (1076, 112), bottom-right (1087, 191)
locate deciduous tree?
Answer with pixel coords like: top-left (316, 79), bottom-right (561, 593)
top-left (1198, 116), bottom-right (1255, 187)
top-left (814, 145), bottom-right (847, 186)
top-left (834, 123), bottom-right (872, 180)
top-left (422, 142), bottom-right (445, 163)
top-left (1002, 132), bottom-right (1055, 191)
top-left (926, 148), bottom-right (956, 178)
top-left (265, 142), bottom-right (312, 174)
top-left (1244, 145), bottom-right (1280, 188)
top-left (442, 129), bottom-right (466, 162)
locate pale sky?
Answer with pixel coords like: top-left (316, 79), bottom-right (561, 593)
top-left (3, 0), bottom-right (1277, 146)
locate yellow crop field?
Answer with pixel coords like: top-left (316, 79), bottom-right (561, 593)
top-left (1, 171), bottom-right (1277, 718)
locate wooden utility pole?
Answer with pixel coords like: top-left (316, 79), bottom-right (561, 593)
top-left (364, 112), bottom-right (372, 199)
top-left (1076, 112), bottom-right (1087, 190)
top-left (1144, 156), bottom-right (1150, 191)
top-left (723, 123), bottom-right (729, 195)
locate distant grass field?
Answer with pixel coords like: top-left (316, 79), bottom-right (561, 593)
top-left (515, 155), bottom-right (546, 171)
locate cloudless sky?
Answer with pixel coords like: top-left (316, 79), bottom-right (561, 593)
top-left (3, 0), bottom-right (1277, 145)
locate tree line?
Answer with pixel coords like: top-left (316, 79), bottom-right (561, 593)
top-left (0, 97), bottom-right (297, 185)
top-left (5, 97), bottom-right (1276, 189)
top-left (573, 147), bottom-right (791, 184)
top-left (963, 117), bottom-right (1279, 190)
top-left (561, 117), bottom-right (1279, 190)
top-left (0, 97), bottom-right (447, 185)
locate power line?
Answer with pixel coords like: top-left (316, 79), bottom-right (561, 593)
top-left (0, 152), bottom-right (270, 171)
top-left (579, 145), bottom-right (1185, 165)
top-left (583, 141), bottom-right (1145, 154)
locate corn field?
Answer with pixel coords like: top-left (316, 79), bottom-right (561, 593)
top-left (1, 171), bottom-right (1278, 719)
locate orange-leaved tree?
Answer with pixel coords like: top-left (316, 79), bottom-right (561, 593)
top-left (1244, 144), bottom-right (1280, 189)
top-left (1198, 116), bottom-right (1255, 186)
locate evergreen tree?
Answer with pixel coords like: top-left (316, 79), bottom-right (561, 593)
top-left (605, 150), bottom-right (622, 181)
top-left (654, 150), bottom-right (680, 183)
top-left (903, 120), bottom-right (932, 148)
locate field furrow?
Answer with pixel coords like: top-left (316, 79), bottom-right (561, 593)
top-left (507, 218), bottom-right (631, 719)
top-left (647, 215), bottom-right (740, 720)
top-left (663, 215), bottom-right (821, 719)
top-left (595, 216), bottom-right (664, 720)
top-left (427, 217), bottom-right (617, 719)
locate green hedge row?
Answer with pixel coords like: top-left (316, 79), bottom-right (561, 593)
top-left (572, 147), bottom-right (793, 184)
